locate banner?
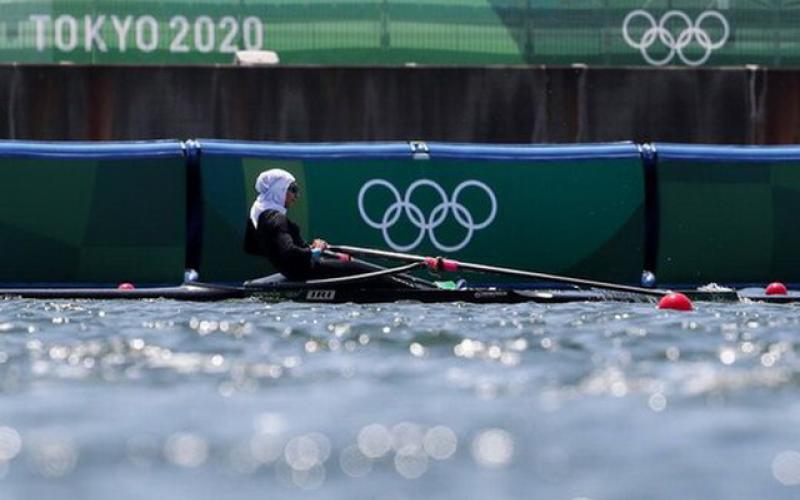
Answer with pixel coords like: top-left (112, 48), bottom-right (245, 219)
top-left (0, 141), bottom-right (186, 285)
top-left (196, 140), bottom-right (645, 284)
top-left (1, 1), bottom-right (799, 65)
top-left (654, 144), bottom-right (800, 285)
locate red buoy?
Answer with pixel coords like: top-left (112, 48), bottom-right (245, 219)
top-left (117, 282), bottom-right (135, 290)
top-left (765, 282), bottom-right (788, 295)
top-left (658, 292), bottom-right (693, 311)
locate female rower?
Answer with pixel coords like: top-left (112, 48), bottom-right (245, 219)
top-left (244, 168), bottom-right (416, 286)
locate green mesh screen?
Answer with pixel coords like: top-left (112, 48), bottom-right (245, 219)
top-left (0, 1), bottom-right (797, 65)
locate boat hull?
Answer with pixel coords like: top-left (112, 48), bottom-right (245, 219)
top-left (0, 284), bottom-right (795, 304)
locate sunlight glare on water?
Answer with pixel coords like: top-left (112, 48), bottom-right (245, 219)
top-left (1, 298), bottom-right (800, 499)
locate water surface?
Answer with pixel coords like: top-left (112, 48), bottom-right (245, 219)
top-left (1, 298), bottom-right (800, 499)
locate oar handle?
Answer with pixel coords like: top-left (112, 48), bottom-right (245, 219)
top-left (322, 250), bottom-right (352, 262)
top-left (423, 257), bottom-right (460, 272)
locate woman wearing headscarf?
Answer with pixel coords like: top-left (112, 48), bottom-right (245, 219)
top-left (244, 168), bottom-right (415, 286)
top-left (244, 168), bottom-right (326, 280)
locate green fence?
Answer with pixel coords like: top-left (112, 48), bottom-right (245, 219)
top-left (1, 1), bottom-right (800, 65)
top-left (196, 141), bottom-right (645, 284)
top-left (3, 140), bottom-right (800, 289)
top-left (654, 144), bottom-right (800, 285)
top-left (0, 142), bottom-right (186, 285)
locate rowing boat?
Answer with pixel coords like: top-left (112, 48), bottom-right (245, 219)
top-left (0, 282), bottom-right (796, 304)
top-left (1, 246), bottom-right (796, 304)
top-left (219, 284), bottom-right (799, 304)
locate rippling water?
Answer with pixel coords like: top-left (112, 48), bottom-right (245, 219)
top-left (2, 298), bottom-right (800, 499)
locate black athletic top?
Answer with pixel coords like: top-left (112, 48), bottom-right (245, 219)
top-left (244, 209), bottom-right (419, 288)
top-left (244, 210), bottom-right (313, 280)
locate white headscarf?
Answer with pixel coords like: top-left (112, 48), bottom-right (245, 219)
top-left (249, 169), bottom-right (296, 228)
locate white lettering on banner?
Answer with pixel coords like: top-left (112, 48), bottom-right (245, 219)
top-left (219, 16), bottom-right (238, 53)
top-left (242, 17), bottom-right (263, 50)
top-left (26, 14), bottom-right (266, 55)
top-left (111, 16), bottom-right (133, 52)
top-left (85, 15), bottom-right (107, 52)
top-left (194, 16), bottom-right (215, 53)
top-left (136, 16), bottom-right (159, 52)
top-left (30, 15), bottom-right (49, 51)
top-left (54, 15), bottom-right (78, 52)
top-left (169, 16), bottom-right (190, 53)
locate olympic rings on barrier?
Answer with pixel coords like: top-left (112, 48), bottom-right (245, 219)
top-left (622, 9), bottom-right (729, 66)
top-left (357, 179), bottom-right (497, 252)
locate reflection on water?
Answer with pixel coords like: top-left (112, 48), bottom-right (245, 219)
top-left (1, 299), bottom-right (800, 498)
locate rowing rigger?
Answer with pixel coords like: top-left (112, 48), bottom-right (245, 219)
top-left (0, 245), bottom-right (796, 304)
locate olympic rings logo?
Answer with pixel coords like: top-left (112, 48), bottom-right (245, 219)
top-left (622, 10), bottom-right (729, 66)
top-left (357, 179), bottom-right (497, 252)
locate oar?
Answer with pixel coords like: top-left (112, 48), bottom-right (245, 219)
top-left (329, 245), bottom-right (739, 301)
top-left (245, 261), bottom-right (426, 288)
top-left (322, 250), bottom-right (437, 288)
top-left (303, 261), bottom-right (424, 286)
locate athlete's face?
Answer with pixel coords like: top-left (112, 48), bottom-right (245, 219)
top-left (285, 183), bottom-right (299, 208)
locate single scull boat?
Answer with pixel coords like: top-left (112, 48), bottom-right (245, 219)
top-left (0, 246), bottom-right (795, 303)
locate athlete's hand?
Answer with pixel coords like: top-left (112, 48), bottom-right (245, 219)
top-left (311, 239), bottom-right (328, 250)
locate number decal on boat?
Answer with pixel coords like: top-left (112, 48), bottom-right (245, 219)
top-left (306, 290), bottom-right (336, 301)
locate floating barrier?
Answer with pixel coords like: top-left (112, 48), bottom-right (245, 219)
top-left (2, 140), bottom-right (800, 288)
top-left (195, 140), bottom-right (644, 284)
top-left (652, 144), bottom-right (800, 286)
top-left (0, 140), bottom-right (186, 285)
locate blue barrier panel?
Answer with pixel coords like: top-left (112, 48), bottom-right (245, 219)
top-left (0, 140), bottom-right (186, 159)
top-left (197, 140), bottom-right (414, 160)
top-left (0, 140), bottom-right (187, 285)
top-left (654, 143), bottom-right (800, 286)
top-left (426, 142), bottom-right (640, 161)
